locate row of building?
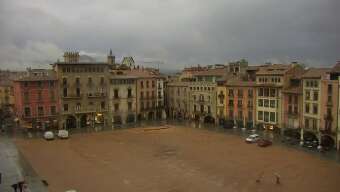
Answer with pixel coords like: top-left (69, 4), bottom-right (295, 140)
top-left (166, 60), bottom-right (340, 150)
top-left (11, 51), bottom-right (166, 131)
top-left (1, 51), bottom-right (340, 150)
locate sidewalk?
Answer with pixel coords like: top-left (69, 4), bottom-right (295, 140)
top-left (0, 134), bottom-right (47, 192)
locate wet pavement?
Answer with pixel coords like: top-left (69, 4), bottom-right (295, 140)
top-left (0, 131), bottom-right (47, 192)
top-left (2, 119), bottom-right (339, 191)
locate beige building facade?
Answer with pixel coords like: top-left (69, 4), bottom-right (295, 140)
top-left (52, 52), bottom-right (110, 130)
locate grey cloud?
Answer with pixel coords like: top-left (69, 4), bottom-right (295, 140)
top-left (0, 0), bottom-right (339, 70)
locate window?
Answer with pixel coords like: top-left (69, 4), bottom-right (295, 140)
top-left (24, 82), bottom-right (28, 87)
top-left (312, 119), bottom-right (317, 130)
top-left (200, 105), bottom-right (204, 113)
top-left (76, 88), bottom-right (80, 97)
top-left (194, 105), bottom-right (197, 112)
top-left (264, 88), bottom-right (269, 97)
top-left (100, 77), bottom-right (105, 85)
top-left (264, 112), bottom-right (269, 122)
top-left (305, 103), bottom-right (310, 113)
top-left (64, 104), bottom-right (68, 111)
top-left (313, 91), bottom-right (318, 101)
top-left (141, 102), bottom-right (144, 110)
top-left (37, 81), bottom-right (42, 88)
top-left (88, 77), bottom-right (92, 85)
top-left (238, 89), bottom-right (243, 97)
top-left (63, 88), bottom-right (68, 97)
top-left (146, 81), bottom-right (149, 88)
top-left (76, 103), bottom-right (81, 111)
top-left (128, 102), bottom-right (132, 111)
top-left (248, 89), bottom-right (253, 97)
top-left (24, 91), bottom-right (29, 103)
top-left (38, 91), bottom-right (42, 100)
top-left (258, 99), bottom-right (263, 107)
top-left (313, 104), bottom-right (318, 114)
top-left (141, 81), bottom-right (144, 88)
top-left (51, 106), bottom-right (56, 115)
top-left (264, 99), bottom-right (269, 107)
top-left (270, 100), bottom-right (275, 108)
top-left (128, 88), bottom-right (132, 98)
top-left (288, 95), bottom-right (292, 104)
top-left (24, 107), bottom-right (31, 117)
top-left (141, 92), bottom-right (144, 99)
top-left (101, 101), bottom-right (105, 109)
top-left (248, 111), bottom-right (253, 120)
top-left (228, 89), bottom-right (234, 97)
top-left (38, 106), bottom-right (44, 116)
top-left (63, 78), bottom-right (67, 86)
top-left (305, 90), bottom-right (310, 100)
top-left (294, 96), bottom-right (298, 104)
top-left (238, 100), bottom-right (242, 107)
top-left (114, 103), bottom-right (119, 112)
top-left (146, 91), bottom-right (150, 99)
top-left (114, 89), bottom-right (119, 99)
top-left (270, 112), bottom-right (275, 122)
top-left (288, 105), bottom-right (292, 114)
top-left (305, 119), bottom-right (310, 129)
top-left (152, 81), bottom-right (155, 88)
top-left (229, 99), bottom-right (234, 107)
top-left (208, 106), bottom-right (211, 114)
top-left (50, 90), bottom-right (55, 101)
top-left (258, 111), bottom-right (263, 121)
top-left (328, 84), bottom-right (332, 94)
top-left (49, 81), bottom-right (54, 87)
top-left (259, 88), bottom-right (263, 97)
top-left (270, 89), bottom-right (276, 97)
top-left (76, 77), bottom-right (80, 85)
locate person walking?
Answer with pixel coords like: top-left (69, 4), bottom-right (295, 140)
top-left (11, 183), bottom-right (18, 192)
top-left (274, 173), bottom-right (281, 184)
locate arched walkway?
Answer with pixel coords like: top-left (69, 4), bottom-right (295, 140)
top-left (148, 111), bottom-right (154, 120)
top-left (66, 115), bottom-right (77, 129)
top-left (321, 135), bottom-right (335, 150)
top-left (126, 114), bottom-right (135, 123)
top-left (204, 115), bottom-right (215, 124)
top-left (80, 114), bottom-right (88, 128)
top-left (113, 115), bottom-right (122, 125)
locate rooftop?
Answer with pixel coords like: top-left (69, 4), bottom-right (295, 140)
top-left (301, 68), bottom-right (331, 79)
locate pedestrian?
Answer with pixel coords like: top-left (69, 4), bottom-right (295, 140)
top-left (18, 181), bottom-right (25, 192)
top-left (274, 173), bottom-right (281, 184)
top-left (256, 172), bottom-right (264, 183)
top-left (11, 183), bottom-right (18, 192)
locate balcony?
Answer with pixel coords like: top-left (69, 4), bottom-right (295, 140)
top-left (63, 94), bottom-right (82, 99)
top-left (88, 92), bottom-right (106, 98)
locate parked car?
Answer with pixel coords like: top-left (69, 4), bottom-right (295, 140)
top-left (303, 140), bottom-right (319, 149)
top-left (57, 130), bottom-right (69, 139)
top-left (257, 139), bottom-right (272, 147)
top-left (245, 134), bottom-right (260, 143)
top-left (43, 131), bottom-right (54, 140)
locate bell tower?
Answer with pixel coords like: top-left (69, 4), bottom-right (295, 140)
top-left (107, 49), bottom-right (115, 65)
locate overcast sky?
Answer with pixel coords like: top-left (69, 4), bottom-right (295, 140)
top-left (0, 0), bottom-right (339, 70)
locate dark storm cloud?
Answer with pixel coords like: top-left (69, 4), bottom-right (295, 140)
top-left (0, 0), bottom-right (339, 70)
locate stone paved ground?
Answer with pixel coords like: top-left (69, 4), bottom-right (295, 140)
top-left (15, 125), bottom-right (340, 192)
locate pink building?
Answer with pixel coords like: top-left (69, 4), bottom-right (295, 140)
top-left (13, 69), bottom-right (60, 130)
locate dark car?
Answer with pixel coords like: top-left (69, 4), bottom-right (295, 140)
top-left (257, 139), bottom-right (272, 147)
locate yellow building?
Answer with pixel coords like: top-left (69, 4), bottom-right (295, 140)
top-left (255, 64), bottom-right (304, 132)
